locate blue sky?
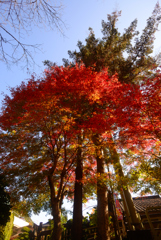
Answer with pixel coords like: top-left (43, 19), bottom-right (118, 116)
top-left (1, 0), bottom-right (161, 223)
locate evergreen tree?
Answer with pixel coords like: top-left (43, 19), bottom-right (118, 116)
top-left (65, 3), bottom-right (161, 83)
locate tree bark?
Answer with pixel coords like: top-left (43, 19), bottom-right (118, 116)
top-left (48, 175), bottom-right (62, 240)
top-left (93, 134), bottom-right (110, 240)
top-left (108, 137), bottom-right (143, 230)
top-left (97, 155), bottom-right (110, 240)
top-left (72, 139), bottom-right (83, 240)
top-left (51, 200), bottom-right (62, 240)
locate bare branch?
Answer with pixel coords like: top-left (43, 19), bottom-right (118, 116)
top-left (0, 0), bottom-right (65, 67)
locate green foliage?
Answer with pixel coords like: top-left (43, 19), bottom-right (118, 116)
top-left (129, 156), bottom-right (161, 195)
top-left (0, 211), bottom-right (14, 240)
top-left (0, 226), bottom-right (4, 240)
top-left (61, 207), bottom-right (68, 226)
top-left (14, 227), bottom-right (32, 240)
top-left (4, 212), bottom-right (14, 240)
top-left (88, 209), bottom-right (97, 226)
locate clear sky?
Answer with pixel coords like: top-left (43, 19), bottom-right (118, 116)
top-left (1, 0), bottom-right (161, 224)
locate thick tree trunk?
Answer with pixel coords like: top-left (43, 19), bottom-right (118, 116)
top-left (51, 200), bottom-right (62, 240)
top-left (122, 188), bottom-right (142, 229)
top-left (97, 155), bottom-right (110, 240)
top-left (120, 190), bottom-right (133, 230)
top-left (108, 138), bottom-right (143, 230)
top-left (72, 141), bottom-right (83, 240)
top-left (48, 176), bottom-right (62, 240)
top-left (93, 134), bottom-right (110, 240)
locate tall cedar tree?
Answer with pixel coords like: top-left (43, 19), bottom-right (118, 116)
top-left (63, 3), bottom-right (161, 234)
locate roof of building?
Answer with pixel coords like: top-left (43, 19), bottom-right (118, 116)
top-left (13, 216), bottom-right (29, 228)
top-left (120, 195), bottom-right (161, 213)
top-left (42, 221), bottom-right (50, 228)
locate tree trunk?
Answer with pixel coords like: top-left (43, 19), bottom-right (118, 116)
top-left (72, 139), bottom-right (83, 240)
top-left (108, 138), bottom-right (143, 230)
top-left (108, 190), bottom-right (122, 240)
top-left (97, 154), bottom-right (110, 240)
top-left (51, 200), bottom-right (62, 240)
top-left (93, 134), bottom-right (110, 240)
top-left (48, 175), bottom-right (62, 240)
top-left (120, 190), bottom-right (133, 230)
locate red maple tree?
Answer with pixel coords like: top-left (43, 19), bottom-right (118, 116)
top-left (0, 64), bottom-right (144, 240)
